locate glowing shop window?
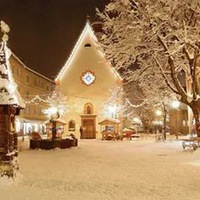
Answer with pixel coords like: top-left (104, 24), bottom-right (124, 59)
top-left (81, 70), bottom-right (96, 86)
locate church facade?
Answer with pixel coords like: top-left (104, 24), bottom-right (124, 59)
top-left (55, 21), bottom-right (123, 139)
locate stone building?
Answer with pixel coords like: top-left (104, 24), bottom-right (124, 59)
top-left (9, 53), bottom-right (55, 135)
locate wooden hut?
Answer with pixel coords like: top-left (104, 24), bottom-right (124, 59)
top-left (44, 118), bottom-right (66, 139)
top-left (98, 118), bottom-right (121, 140)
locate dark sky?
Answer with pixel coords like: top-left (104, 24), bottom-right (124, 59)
top-left (0, 0), bottom-right (110, 79)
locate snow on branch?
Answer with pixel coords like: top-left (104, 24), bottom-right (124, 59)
top-left (97, 0), bottom-right (200, 110)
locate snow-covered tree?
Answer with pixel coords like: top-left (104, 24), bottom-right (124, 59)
top-left (103, 85), bottom-right (128, 119)
top-left (42, 87), bottom-right (68, 140)
top-left (125, 77), bottom-right (176, 139)
top-left (97, 0), bottom-right (200, 136)
top-left (42, 87), bottom-right (68, 119)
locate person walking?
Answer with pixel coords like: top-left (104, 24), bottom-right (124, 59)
top-left (79, 126), bottom-right (83, 139)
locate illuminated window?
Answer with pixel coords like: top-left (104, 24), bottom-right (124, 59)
top-left (68, 120), bottom-right (75, 131)
top-left (84, 103), bottom-right (93, 114)
top-left (81, 70), bottom-right (96, 86)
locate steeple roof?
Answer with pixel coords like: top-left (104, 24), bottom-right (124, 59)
top-left (55, 20), bottom-right (122, 82)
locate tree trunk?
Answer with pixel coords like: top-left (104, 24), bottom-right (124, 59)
top-left (191, 105), bottom-right (200, 137)
top-left (163, 109), bottom-right (167, 140)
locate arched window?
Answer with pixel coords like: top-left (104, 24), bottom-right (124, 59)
top-left (84, 43), bottom-right (91, 48)
top-left (84, 103), bottom-right (93, 114)
top-left (68, 120), bottom-right (75, 131)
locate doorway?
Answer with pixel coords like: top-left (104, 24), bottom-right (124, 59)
top-left (80, 115), bottom-right (96, 139)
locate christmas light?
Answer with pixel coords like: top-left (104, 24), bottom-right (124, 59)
top-left (156, 110), bottom-right (162, 116)
top-left (171, 100), bottom-right (180, 108)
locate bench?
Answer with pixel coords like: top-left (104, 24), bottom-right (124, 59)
top-left (181, 137), bottom-right (200, 151)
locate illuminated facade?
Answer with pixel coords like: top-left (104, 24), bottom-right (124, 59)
top-left (55, 21), bottom-right (123, 139)
top-left (10, 53), bottom-right (55, 135)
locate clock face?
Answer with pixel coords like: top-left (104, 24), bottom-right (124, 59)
top-left (81, 70), bottom-right (96, 86)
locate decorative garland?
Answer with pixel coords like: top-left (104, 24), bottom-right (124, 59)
top-left (23, 95), bottom-right (50, 104)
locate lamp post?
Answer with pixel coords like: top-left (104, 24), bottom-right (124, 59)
top-left (171, 100), bottom-right (180, 139)
top-left (155, 110), bottom-right (162, 133)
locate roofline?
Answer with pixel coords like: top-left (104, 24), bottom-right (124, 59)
top-left (55, 21), bottom-right (95, 81)
top-left (11, 52), bottom-right (55, 84)
top-left (55, 21), bottom-right (123, 82)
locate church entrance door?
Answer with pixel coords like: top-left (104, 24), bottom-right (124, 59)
top-left (80, 115), bottom-right (96, 139)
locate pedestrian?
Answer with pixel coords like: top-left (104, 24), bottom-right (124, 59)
top-left (79, 126), bottom-right (83, 139)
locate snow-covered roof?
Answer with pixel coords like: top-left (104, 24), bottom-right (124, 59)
top-left (0, 78), bottom-right (24, 107)
top-left (11, 52), bottom-right (55, 83)
top-left (122, 128), bottom-right (134, 132)
top-left (98, 118), bottom-right (120, 125)
top-left (0, 42), bottom-right (25, 108)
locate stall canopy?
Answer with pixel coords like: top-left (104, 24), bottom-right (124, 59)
top-left (98, 118), bottom-right (120, 126)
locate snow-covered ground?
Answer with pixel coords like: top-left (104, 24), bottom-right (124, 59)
top-left (1, 136), bottom-right (200, 200)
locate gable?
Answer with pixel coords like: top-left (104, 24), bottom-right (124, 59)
top-left (55, 21), bottom-right (123, 99)
top-left (56, 21), bottom-right (121, 82)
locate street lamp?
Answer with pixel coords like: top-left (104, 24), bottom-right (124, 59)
top-left (155, 110), bottom-right (163, 133)
top-left (171, 100), bottom-right (180, 138)
top-left (171, 100), bottom-right (180, 109)
top-left (132, 117), bottom-right (140, 123)
top-left (156, 110), bottom-right (162, 116)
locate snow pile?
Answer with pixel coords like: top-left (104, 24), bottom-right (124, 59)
top-left (0, 138), bottom-right (200, 200)
top-left (0, 172), bottom-right (23, 186)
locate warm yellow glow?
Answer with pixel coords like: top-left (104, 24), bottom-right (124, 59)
top-left (33, 123), bottom-right (39, 132)
top-left (43, 107), bottom-right (58, 116)
top-left (15, 118), bottom-right (20, 132)
top-left (108, 105), bottom-right (117, 113)
top-left (171, 100), bottom-right (180, 108)
top-left (153, 120), bottom-right (163, 125)
top-left (133, 117), bottom-right (140, 123)
top-left (107, 104), bottom-right (118, 118)
top-left (156, 110), bottom-right (162, 116)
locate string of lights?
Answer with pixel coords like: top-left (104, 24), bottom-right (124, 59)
top-left (23, 93), bottom-right (109, 104)
top-left (23, 95), bottom-right (50, 104)
top-left (23, 92), bottom-right (147, 109)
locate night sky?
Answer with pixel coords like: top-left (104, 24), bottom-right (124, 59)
top-left (0, 0), bottom-right (110, 79)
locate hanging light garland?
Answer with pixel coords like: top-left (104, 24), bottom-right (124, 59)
top-left (23, 94), bottom-right (50, 104)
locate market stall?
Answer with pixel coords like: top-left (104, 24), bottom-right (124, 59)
top-left (98, 118), bottom-right (121, 140)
